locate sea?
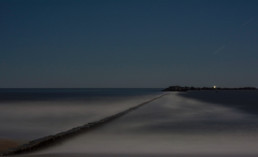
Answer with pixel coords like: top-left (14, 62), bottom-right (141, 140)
top-left (1, 89), bottom-right (258, 157)
top-left (0, 88), bottom-right (162, 142)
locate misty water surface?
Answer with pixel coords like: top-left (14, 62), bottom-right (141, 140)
top-left (31, 91), bottom-right (258, 157)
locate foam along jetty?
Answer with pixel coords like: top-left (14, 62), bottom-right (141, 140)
top-left (1, 94), bottom-right (167, 156)
top-left (163, 86), bottom-right (257, 92)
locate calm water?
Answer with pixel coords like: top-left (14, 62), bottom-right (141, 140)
top-left (0, 88), bottom-right (162, 142)
top-left (2, 89), bottom-right (258, 156)
top-left (32, 90), bottom-right (258, 157)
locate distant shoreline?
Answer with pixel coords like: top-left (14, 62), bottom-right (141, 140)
top-left (163, 86), bottom-right (257, 92)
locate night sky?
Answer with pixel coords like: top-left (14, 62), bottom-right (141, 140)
top-left (1, 0), bottom-right (258, 88)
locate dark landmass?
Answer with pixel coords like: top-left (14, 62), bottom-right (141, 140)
top-left (163, 86), bottom-right (257, 92)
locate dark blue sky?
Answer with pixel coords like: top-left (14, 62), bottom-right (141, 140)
top-left (1, 0), bottom-right (258, 88)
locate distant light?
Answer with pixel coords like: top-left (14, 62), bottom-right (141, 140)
top-left (213, 85), bottom-right (216, 89)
